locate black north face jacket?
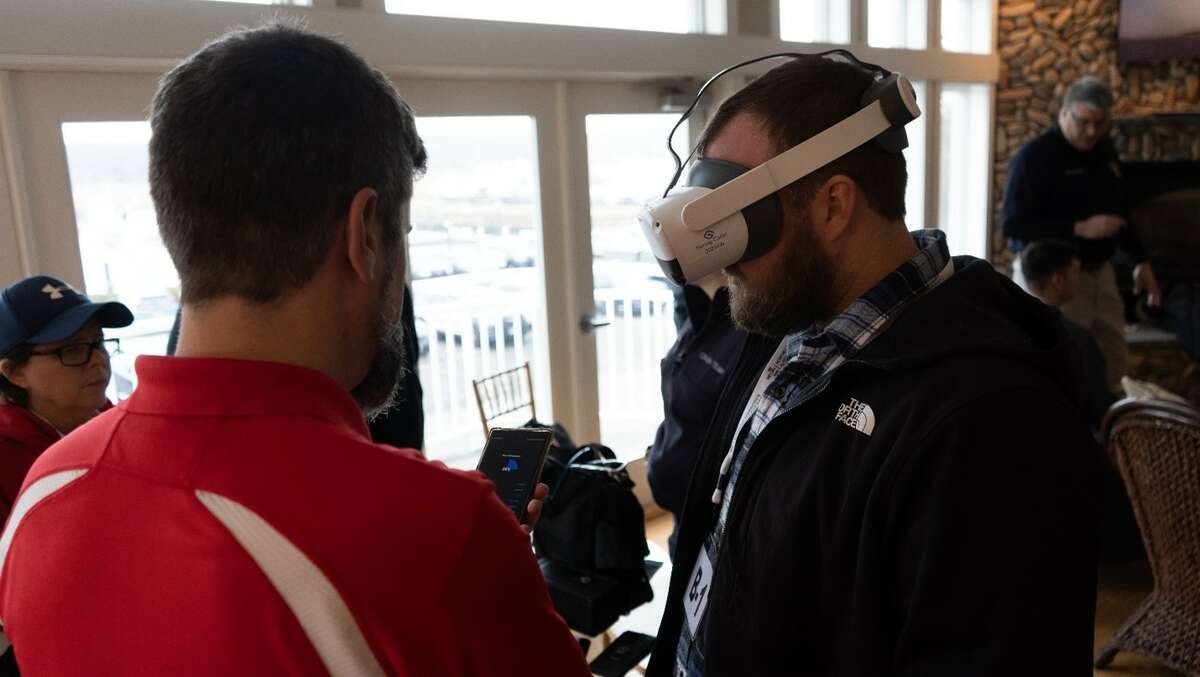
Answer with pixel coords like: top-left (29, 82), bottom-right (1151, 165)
top-left (647, 258), bottom-right (1102, 676)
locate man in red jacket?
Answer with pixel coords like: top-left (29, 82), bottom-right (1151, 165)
top-left (0, 23), bottom-right (588, 676)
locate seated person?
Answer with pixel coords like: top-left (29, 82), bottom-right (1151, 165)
top-left (0, 24), bottom-right (587, 676)
top-left (1023, 241), bottom-right (1142, 563)
top-left (646, 272), bottom-right (745, 557)
top-left (0, 275), bottom-right (132, 520)
top-left (1021, 240), bottom-right (1118, 430)
top-left (1163, 281), bottom-right (1200, 362)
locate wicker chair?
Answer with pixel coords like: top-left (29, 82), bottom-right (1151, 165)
top-left (1094, 397), bottom-right (1200, 674)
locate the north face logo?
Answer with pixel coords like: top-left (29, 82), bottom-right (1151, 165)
top-left (835, 398), bottom-right (875, 436)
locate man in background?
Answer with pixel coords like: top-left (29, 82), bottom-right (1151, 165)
top-left (646, 272), bottom-right (745, 558)
top-left (1021, 239), bottom-right (1118, 429)
top-left (1003, 76), bottom-right (1161, 391)
top-left (1023, 240), bottom-right (1147, 563)
top-left (0, 23), bottom-right (587, 676)
top-left (368, 284), bottom-right (425, 450)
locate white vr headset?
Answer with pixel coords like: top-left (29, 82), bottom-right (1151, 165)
top-left (639, 51), bottom-right (922, 286)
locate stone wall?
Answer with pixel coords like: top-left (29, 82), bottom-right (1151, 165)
top-left (991, 0), bottom-right (1200, 271)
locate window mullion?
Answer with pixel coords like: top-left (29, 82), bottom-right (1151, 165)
top-left (850, 0), bottom-right (866, 47)
top-left (927, 0), bottom-right (941, 52)
top-left (923, 80), bottom-right (942, 233)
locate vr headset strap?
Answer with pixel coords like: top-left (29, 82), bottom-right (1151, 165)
top-left (680, 99), bottom-right (893, 230)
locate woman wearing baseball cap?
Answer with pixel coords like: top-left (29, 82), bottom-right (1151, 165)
top-left (0, 275), bottom-right (133, 522)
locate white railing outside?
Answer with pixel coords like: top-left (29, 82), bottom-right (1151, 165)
top-left (416, 283), bottom-right (676, 466)
top-left (592, 286), bottom-right (677, 457)
top-left (416, 307), bottom-right (538, 466)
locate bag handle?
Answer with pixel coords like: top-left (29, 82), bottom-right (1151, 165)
top-left (549, 444), bottom-right (619, 498)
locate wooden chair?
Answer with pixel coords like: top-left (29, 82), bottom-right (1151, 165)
top-left (1094, 397), bottom-right (1200, 674)
top-left (471, 362), bottom-right (536, 438)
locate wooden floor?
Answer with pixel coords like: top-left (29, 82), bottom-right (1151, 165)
top-left (1094, 562), bottom-right (1181, 676)
top-left (643, 514), bottom-right (1180, 676)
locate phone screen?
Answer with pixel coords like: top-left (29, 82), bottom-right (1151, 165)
top-left (476, 428), bottom-right (554, 523)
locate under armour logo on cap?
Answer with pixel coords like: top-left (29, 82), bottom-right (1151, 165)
top-left (1, 275), bottom-right (133, 358)
top-left (41, 283), bottom-right (74, 301)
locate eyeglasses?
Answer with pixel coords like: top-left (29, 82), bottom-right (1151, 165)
top-left (29, 338), bottom-right (120, 367)
top-left (1068, 109), bottom-right (1109, 132)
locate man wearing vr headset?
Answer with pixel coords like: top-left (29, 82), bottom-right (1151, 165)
top-left (645, 54), bottom-right (1100, 675)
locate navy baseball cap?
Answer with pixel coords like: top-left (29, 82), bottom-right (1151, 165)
top-left (0, 275), bottom-right (134, 358)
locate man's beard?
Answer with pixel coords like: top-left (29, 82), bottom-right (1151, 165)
top-left (351, 266), bottom-right (407, 421)
top-left (728, 212), bottom-right (838, 337)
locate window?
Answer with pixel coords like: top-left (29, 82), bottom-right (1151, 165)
top-left (61, 121), bottom-right (175, 401)
top-left (385, 0), bottom-right (699, 34)
top-left (586, 114), bottom-right (685, 457)
top-left (407, 116), bottom-right (547, 466)
top-left (937, 82), bottom-right (991, 258)
top-left (868, 0), bottom-right (926, 50)
top-left (780, 0), bottom-right (851, 43)
top-left (903, 81), bottom-right (928, 229)
top-left (941, 0), bottom-right (992, 54)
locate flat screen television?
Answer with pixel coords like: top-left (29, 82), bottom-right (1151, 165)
top-left (1118, 0), bottom-right (1200, 63)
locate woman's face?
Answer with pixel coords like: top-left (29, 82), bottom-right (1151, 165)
top-left (2, 323), bottom-right (112, 417)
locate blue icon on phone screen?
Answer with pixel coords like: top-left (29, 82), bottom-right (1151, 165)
top-left (502, 458), bottom-right (520, 472)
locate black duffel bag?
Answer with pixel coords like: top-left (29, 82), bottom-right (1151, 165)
top-left (533, 443), bottom-right (649, 575)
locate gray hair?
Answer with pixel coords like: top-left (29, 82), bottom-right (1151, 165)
top-left (1063, 76), bottom-right (1114, 112)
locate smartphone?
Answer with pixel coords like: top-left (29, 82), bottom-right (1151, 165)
top-left (476, 427), bottom-right (554, 524)
top-left (588, 631), bottom-right (656, 676)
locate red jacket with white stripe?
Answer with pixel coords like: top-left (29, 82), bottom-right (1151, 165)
top-left (0, 356), bottom-right (588, 676)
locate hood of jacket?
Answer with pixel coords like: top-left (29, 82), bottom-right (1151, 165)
top-left (850, 256), bottom-right (1086, 412)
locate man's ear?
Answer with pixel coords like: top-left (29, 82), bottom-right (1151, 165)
top-left (345, 187), bottom-right (381, 285)
top-left (811, 174), bottom-right (859, 244)
top-left (0, 358), bottom-right (29, 389)
top-left (1048, 270), bottom-right (1066, 295)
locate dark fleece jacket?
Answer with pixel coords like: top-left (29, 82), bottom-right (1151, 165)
top-left (648, 258), bottom-right (1102, 676)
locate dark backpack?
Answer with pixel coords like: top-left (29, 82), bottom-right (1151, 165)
top-left (533, 443), bottom-right (649, 574)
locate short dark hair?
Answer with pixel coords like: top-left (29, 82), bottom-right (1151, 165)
top-left (0, 344), bottom-right (33, 409)
top-left (1021, 239), bottom-right (1079, 289)
top-left (1062, 76), bottom-right (1113, 112)
top-left (699, 55), bottom-right (907, 220)
top-left (150, 21), bottom-right (427, 304)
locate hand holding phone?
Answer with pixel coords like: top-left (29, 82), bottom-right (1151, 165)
top-left (476, 427), bottom-right (554, 524)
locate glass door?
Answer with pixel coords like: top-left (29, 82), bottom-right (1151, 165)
top-left (406, 115), bottom-right (547, 465)
top-left (60, 120), bottom-right (174, 401)
top-left (584, 113), bottom-right (688, 457)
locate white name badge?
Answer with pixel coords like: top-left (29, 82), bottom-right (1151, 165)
top-left (683, 544), bottom-right (714, 638)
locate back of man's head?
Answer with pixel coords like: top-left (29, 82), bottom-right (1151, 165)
top-left (699, 55), bottom-right (908, 221)
top-left (1021, 240), bottom-right (1079, 302)
top-left (149, 21), bottom-right (427, 304)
